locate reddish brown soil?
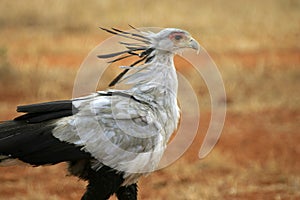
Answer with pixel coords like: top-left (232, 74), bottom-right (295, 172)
top-left (140, 110), bottom-right (300, 199)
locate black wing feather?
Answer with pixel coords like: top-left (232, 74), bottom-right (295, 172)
top-left (0, 121), bottom-right (91, 165)
top-left (14, 100), bottom-right (77, 123)
top-left (14, 110), bottom-right (74, 123)
top-left (0, 99), bottom-right (91, 166)
top-left (17, 100), bottom-right (75, 113)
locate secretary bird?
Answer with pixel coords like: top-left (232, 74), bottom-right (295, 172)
top-left (0, 27), bottom-right (200, 200)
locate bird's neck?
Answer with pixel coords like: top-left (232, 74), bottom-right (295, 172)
top-left (117, 52), bottom-right (180, 143)
top-left (131, 52), bottom-right (180, 140)
top-left (127, 53), bottom-right (178, 104)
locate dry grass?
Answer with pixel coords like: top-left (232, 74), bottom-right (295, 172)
top-left (0, 0), bottom-right (299, 199)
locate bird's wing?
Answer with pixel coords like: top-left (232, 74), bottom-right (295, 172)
top-left (53, 91), bottom-right (165, 173)
top-left (0, 100), bottom-right (90, 166)
top-left (14, 100), bottom-right (77, 123)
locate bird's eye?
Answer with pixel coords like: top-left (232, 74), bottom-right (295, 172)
top-left (174, 35), bottom-right (182, 40)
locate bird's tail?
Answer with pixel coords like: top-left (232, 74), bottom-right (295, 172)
top-left (0, 119), bottom-right (90, 167)
top-left (0, 120), bottom-right (48, 166)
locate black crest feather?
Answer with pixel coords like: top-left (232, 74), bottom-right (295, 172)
top-left (98, 27), bottom-right (155, 87)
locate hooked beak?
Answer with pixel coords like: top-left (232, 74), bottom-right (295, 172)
top-left (189, 38), bottom-right (200, 54)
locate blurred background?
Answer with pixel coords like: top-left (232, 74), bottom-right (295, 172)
top-left (0, 0), bottom-right (299, 199)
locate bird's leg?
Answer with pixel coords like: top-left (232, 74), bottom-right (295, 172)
top-left (81, 166), bottom-right (124, 200)
top-left (116, 183), bottom-right (138, 200)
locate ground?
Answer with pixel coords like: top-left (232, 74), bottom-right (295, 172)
top-left (0, 1), bottom-right (299, 199)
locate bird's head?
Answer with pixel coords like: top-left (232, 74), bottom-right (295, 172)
top-left (148, 28), bottom-right (200, 54)
top-left (98, 27), bottom-right (200, 86)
